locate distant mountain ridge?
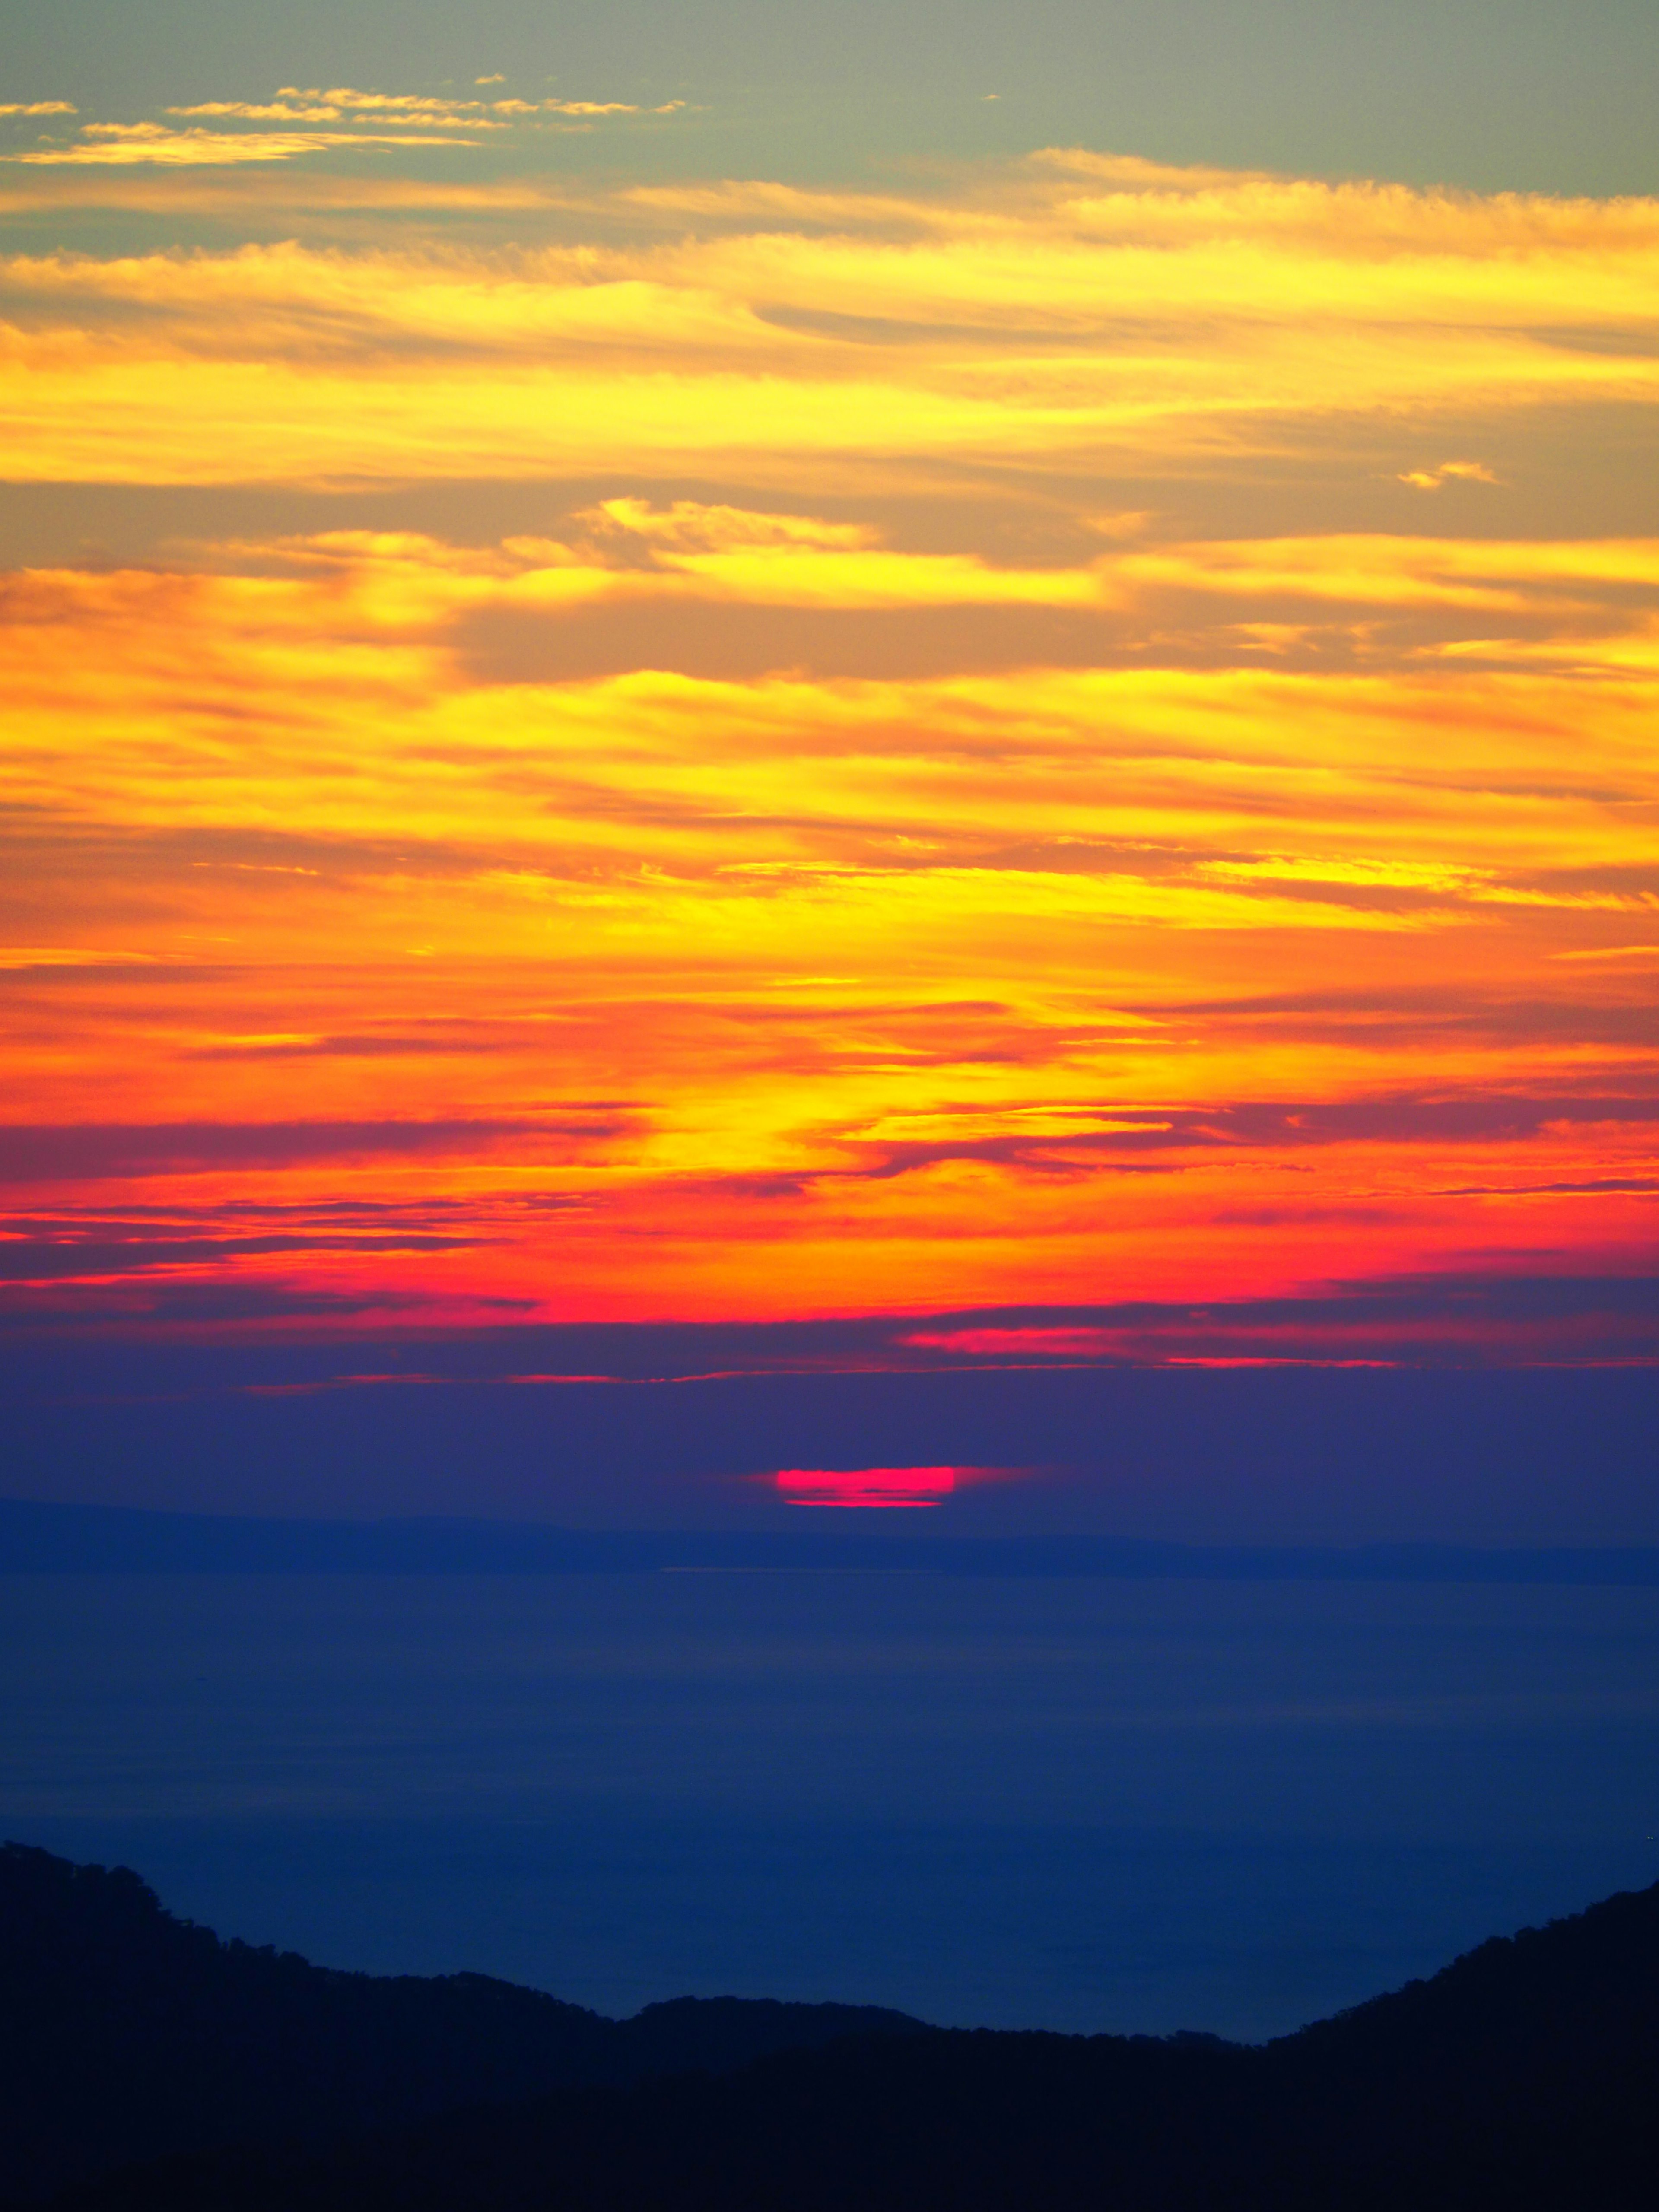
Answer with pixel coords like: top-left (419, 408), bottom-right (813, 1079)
top-left (5, 1842), bottom-right (1656, 2210)
top-left (6, 1496), bottom-right (1659, 1581)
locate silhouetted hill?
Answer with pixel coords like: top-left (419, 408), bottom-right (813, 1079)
top-left (29, 1866), bottom-right (1659, 2212)
top-left (0, 1843), bottom-right (921, 2202)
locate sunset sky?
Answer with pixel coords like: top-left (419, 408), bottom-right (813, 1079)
top-left (5, 0), bottom-right (1659, 2060)
top-left (4, 1), bottom-right (1659, 1487)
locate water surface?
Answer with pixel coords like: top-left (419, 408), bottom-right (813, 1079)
top-left (6, 1572), bottom-right (1656, 2037)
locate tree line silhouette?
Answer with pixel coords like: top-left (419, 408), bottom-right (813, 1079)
top-left (3, 1841), bottom-right (1654, 2210)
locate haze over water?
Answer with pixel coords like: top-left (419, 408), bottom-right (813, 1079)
top-left (8, 1568), bottom-right (1657, 2037)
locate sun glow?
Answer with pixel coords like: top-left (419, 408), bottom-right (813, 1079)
top-left (775, 1466), bottom-right (964, 1507)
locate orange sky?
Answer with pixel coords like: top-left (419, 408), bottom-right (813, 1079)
top-left (2, 101), bottom-right (1657, 1359)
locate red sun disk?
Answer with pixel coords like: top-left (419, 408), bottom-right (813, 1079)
top-left (774, 1465), bottom-right (963, 1508)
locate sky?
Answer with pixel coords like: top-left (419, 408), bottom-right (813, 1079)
top-left (3, 2), bottom-right (1659, 1535)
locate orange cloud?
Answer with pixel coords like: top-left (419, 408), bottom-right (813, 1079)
top-left (4, 535), bottom-right (1656, 1328)
top-left (1, 143), bottom-right (1656, 1345)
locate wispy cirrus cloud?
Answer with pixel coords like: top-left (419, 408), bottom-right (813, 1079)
top-left (163, 102), bottom-right (368, 124)
top-left (10, 123), bottom-right (483, 166)
top-left (3, 81), bottom-right (686, 168)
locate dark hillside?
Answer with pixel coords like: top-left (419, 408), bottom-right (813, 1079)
top-left (36, 1876), bottom-right (1659, 2212)
top-left (0, 1843), bottom-right (919, 2202)
top-left (8, 1843), bottom-right (1656, 2212)
top-left (1254, 1875), bottom-right (1659, 2208)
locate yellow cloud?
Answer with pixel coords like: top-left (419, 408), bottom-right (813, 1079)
top-left (166, 102), bottom-right (350, 123)
top-left (1399, 461), bottom-right (1502, 489)
top-left (11, 123), bottom-right (480, 165)
top-left (152, 519), bottom-right (1659, 654)
top-left (1115, 534), bottom-right (1659, 613)
top-left (0, 152), bottom-right (1651, 483)
top-left (6, 552), bottom-right (1653, 887)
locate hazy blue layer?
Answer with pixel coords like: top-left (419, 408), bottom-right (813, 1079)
top-left (7, 1497), bottom-right (1659, 1580)
top-left (6, 1573), bottom-right (1657, 2037)
top-left (8, 1361), bottom-right (1657, 1544)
